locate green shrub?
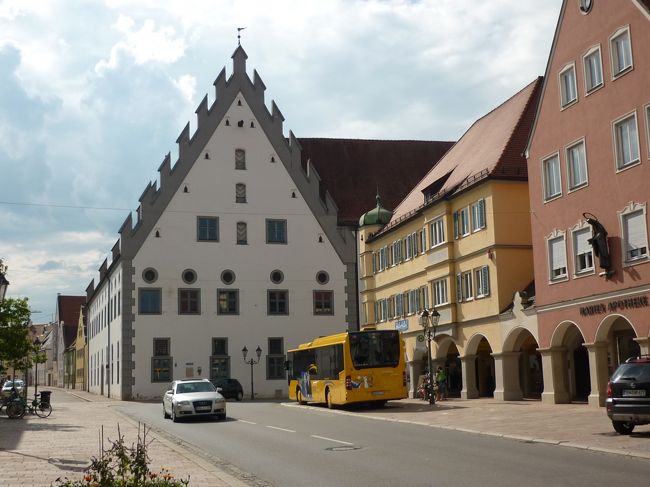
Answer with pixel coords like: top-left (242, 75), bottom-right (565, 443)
top-left (52, 423), bottom-right (189, 487)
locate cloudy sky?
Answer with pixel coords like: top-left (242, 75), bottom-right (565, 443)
top-left (0, 0), bottom-right (563, 321)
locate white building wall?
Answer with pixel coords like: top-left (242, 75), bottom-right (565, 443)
top-left (130, 94), bottom-right (347, 399)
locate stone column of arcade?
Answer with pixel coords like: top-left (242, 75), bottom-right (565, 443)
top-left (586, 341), bottom-right (609, 407)
top-left (492, 351), bottom-right (523, 401)
top-left (460, 354), bottom-right (479, 399)
top-left (539, 347), bottom-right (571, 404)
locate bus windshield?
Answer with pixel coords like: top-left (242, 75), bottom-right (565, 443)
top-left (349, 331), bottom-right (400, 369)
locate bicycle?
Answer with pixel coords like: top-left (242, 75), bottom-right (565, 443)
top-left (1, 389), bottom-right (27, 418)
top-left (13, 393), bottom-right (52, 418)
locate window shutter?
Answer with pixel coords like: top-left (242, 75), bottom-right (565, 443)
top-left (482, 266), bottom-right (490, 295)
top-left (479, 199), bottom-right (486, 229)
top-left (453, 212), bottom-right (459, 239)
top-left (625, 211), bottom-right (647, 252)
top-left (575, 229), bottom-right (591, 256)
top-left (549, 237), bottom-right (567, 273)
top-left (456, 273), bottom-right (462, 302)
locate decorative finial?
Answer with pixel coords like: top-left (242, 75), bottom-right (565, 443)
top-left (237, 27), bottom-right (246, 46)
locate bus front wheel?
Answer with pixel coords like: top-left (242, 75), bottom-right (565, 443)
top-left (297, 388), bottom-right (306, 405)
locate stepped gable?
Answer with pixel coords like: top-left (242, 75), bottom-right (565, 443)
top-left (57, 294), bottom-right (85, 348)
top-left (298, 138), bottom-right (454, 226)
top-left (386, 77), bottom-right (543, 229)
top-left (110, 45), bottom-right (356, 264)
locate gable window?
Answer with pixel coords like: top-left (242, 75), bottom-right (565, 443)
top-left (610, 27), bottom-right (633, 78)
top-left (559, 64), bottom-right (578, 107)
top-left (235, 149), bottom-right (246, 170)
top-left (267, 337), bottom-right (285, 380)
top-left (197, 216), bottom-right (219, 241)
top-left (429, 218), bottom-right (445, 247)
top-left (621, 208), bottom-right (648, 263)
top-left (573, 227), bottom-right (594, 274)
top-left (613, 113), bottom-right (640, 170)
top-left (139, 288), bottom-right (161, 314)
top-left (236, 222), bottom-right (247, 245)
top-left (179, 289), bottom-right (200, 314)
top-left (210, 338), bottom-right (230, 381)
top-left (217, 289), bottom-right (239, 315)
top-left (314, 290), bottom-right (334, 315)
top-left (432, 278), bottom-right (448, 306)
top-left (566, 140), bottom-right (588, 190)
top-left (266, 219), bottom-right (287, 244)
top-left (471, 199), bottom-right (486, 232)
top-left (268, 290), bottom-right (288, 315)
top-left (475, 266), bottom-right (490, 298)
top-left (583, 46), bottom-right (603, 93)
top-left (152, 338), bottom-right (171, 383)
top-left (548, 235), bottom-right (568, 281)
top-left (236, 183), bottom-right (247, 203)
top-left (542, 153), bottom-right (562, 201)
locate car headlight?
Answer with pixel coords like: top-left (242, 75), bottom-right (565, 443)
top-left (214, 398), bottom-right (225, 404)
top-left (178, 400), bottom-right (190, 405)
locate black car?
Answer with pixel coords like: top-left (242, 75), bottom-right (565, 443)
top-left (606, 356), bottom-right (650, 434)
top-left (213, 378), bottom-right (244, 401)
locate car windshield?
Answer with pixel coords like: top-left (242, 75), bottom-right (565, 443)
top-left (176, 382), bottom-right (216, 394)
top-left (612, 363), bottom-right (650, 382)
top-left (3, 381), bottom-right (13, 388)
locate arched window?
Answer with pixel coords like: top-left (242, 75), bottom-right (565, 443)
top-left (236, 183), bottom-right (246, 203)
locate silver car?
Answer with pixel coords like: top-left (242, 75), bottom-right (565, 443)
top-left (162, 379), bottom-right (227, 422)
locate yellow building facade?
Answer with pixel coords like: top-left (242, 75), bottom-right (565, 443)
top-left (74, 306), bottom-right (87, 391)
top-left (359, 79), bottom-right (544, 400)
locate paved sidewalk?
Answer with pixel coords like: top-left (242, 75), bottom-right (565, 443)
top-left (295, 397), bottom-right (650, 459)
top-left (0, 388), bottom-right (245, 487)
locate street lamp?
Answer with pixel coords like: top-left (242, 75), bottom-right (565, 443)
top-left (0, 268), bottom-right (8, 303)
top-left (420, 307), bottom-right (441, 405)
top-left (33, 337), bottom-right (41, 399)
top-left (242, 345), bottom-right (262, 401)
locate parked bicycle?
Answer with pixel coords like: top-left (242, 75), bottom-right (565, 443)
top-left (13, 392), bottom-right (52, 418)
top-left (0, 388), bottom-right (27, 418)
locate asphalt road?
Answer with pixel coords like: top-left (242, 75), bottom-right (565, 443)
top-left (117, 400), bottom-right (650, 487)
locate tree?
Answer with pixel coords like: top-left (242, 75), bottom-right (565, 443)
top-left (0, 297), bottom-right (41, 374)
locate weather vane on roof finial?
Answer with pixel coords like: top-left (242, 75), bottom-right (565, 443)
top-left (237, 27), bottom-right (246, 46)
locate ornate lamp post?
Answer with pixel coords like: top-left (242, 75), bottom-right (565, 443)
top-left (33, 337), bottom-right (41, 398)
top-left (0, 266), bottom-right (8, 303)
top-left (242, 345), bottom-right (262, 400)
top-left (420, 307), bottom-right (441, 405)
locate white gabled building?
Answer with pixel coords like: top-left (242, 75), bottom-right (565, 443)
top-left (86, 47), bottom-right (358, 400)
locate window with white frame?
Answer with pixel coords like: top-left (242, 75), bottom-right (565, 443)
top-left (418, 229), bottom-right (426, 254)
top-left (456, 272), bottom-right (473, 302)
top-left (407, 289), bottom-right (418, 315)
top-left (410, 232), bottom-right (418, 256)
top-left (454, 207), bottom-right (470, 238)
top-left (610, 27), bottom-right (633, 78)
top-left (566, 140), bottom-right (588, 190)
top-left (471, 199), bottom-right (486, 231)
top-left (621, 208), bottom-right (648, 263)
top-left (432, 279), bottom-right (448, 306)
top-left (405, 234), bottom-right (413, 260)
top-left (475, 266), bottom-right (490, 298)
top-left (429, 218), bottom-right (445, 247)
top-left (559, 64), bottom-right (578, 107)
top-left (573, 227), bottom-right (594, 274)
top-left (542, 154), bottom-right (562, 200)
top-left (583, 47), bottom-right (603, 93)
top-left (613, 113), bottom-right (640, 170)
top-left (548, 235), bottom-right (568, 281)
top-left (419, 285), bottom-right (429, 311)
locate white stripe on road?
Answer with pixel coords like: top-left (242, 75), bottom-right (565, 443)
top-left (310, 435), bottom-right (354, 446)
top-left (266, 425), bottom-right (296, 433)
top-left (237, 419), bottom-right (257, 425)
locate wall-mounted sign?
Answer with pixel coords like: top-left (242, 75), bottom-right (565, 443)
top-left (395, 319), bottom-right (408, 332)
top-left (579, 296), bottom-right (649, 316)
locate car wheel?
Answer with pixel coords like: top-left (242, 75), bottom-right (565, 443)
top-left (172, 405), bottom-right (179, 423)
top-left (612, 420), bottom-right (635, 435)
top-left (163, 403), bottom-right (170, 419)
top-left (236, 391), bottom-right (243, 401)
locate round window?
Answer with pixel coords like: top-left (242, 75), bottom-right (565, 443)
top-left (579, 0), bottom-right (593, 13)
top-left (221, 270), bottom-right (236, 285)
top-left (270, 270), bottom-right (284, 284)
top-left (316, 271), bottom-right (329, 285)
top-left (182, 269), bottom-right (197, 284)
top-left (142, 268), bottom-right (158, 284)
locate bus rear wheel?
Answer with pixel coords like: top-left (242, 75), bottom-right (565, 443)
top-left (326, 389), bottom-right (334, 409)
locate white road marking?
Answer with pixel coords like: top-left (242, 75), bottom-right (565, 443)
top-left (310, 435), bottom-right (354, 446)
top-left (237, 419), bottom-right (257, 425)
top-left (266, 425), bottom-right (296, 433)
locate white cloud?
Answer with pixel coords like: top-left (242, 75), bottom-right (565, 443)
top-left (173, 74), bottom-right (196, 103)
top-left (95, 16), bottom-right (187, 74)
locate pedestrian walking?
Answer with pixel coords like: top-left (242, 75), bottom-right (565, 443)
top-left (435, 366), bottom-right (447, 401)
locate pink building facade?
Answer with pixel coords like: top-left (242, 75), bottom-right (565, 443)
top-left (527, 0), bottom-right (650, 406)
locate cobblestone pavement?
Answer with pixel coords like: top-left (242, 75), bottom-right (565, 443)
top-left (0, 388), bottom-right (246, 487)
top-left (2, 390), bottom-right (649, 487)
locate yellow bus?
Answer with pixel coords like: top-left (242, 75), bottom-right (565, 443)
top-left (286, 330), bottom-right (407, 408)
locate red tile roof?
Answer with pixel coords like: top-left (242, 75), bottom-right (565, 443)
top-left (386, 77), bottom-right (543, 227)
top-left (57, 295), bottom-right (85, 348)
top-left (298, 138), bottom-right (454, 225)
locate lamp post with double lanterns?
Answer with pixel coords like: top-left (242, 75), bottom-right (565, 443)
top-left (242, 345), bottom-right (262, 401)
top-left (420, 307), bottom-right (440, 405)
